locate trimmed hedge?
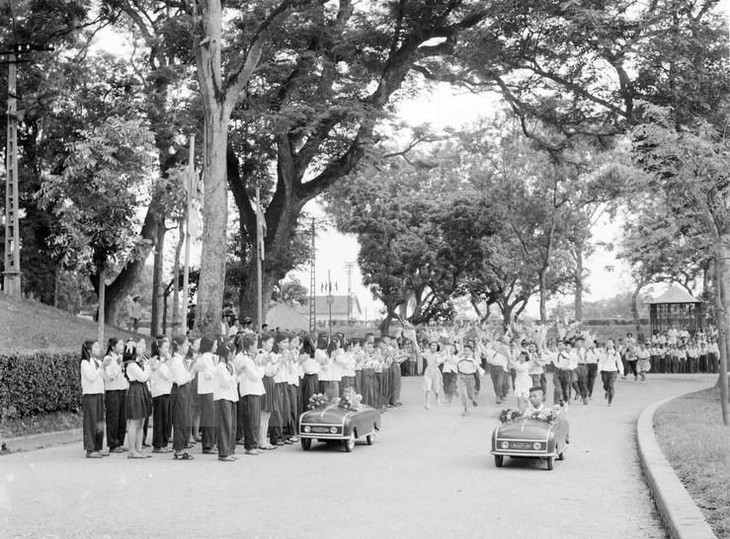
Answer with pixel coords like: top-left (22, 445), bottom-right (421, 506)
top-left (0, 351), bottom-right (81, 420)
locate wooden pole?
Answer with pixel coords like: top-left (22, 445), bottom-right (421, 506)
top-left (182, 135), bottom-right (195, 335)
top-left (256, 187), bottom-right (263, 331)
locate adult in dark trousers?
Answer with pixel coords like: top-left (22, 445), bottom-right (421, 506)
top-left (169, 335), bottom-right (194, 460)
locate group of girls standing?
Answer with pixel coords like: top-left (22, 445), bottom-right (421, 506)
top-left (80, 331), bottom-right (409, 462)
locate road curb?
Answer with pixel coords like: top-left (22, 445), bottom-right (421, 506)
top-left (1, 428), bottom-right (83, 454)
top-left (637, 393), bottom-right (717, 539)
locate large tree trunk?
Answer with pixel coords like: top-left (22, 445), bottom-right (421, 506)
top-left (574, 245), bottom-right (584, 321)
top-left (380, 309), bottom-right (396, 337)
top-left (193, 0), bottom-right (262, 336)
top-left (196, 117), bottom-right (229, 335)
top-left (150, 218), bottom-right (166, 337)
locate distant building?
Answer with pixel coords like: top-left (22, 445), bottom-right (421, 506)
top-left (294, 295), bottom-right (362, 323)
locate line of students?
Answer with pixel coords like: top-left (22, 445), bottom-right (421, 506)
top-left (80, 331), bottom-right (408, 460)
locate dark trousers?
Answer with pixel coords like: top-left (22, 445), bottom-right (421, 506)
top-left (390, 364), bottom-right (402, 404)
top-left (555, 370), bottom-right (572, 405)
top-left (171, 383), bottom-right (192, 452)
top-left (241, 394), bottom-right (261, 450)
top-left (152, 394), bottom-right (172, 449)
top-left (488, 365), bottom-right (509, 401)
top-left (236, 397), bottom-right (246, 442)
top-left (575, 364), bottom-right (588, 401)
top-left (626, 360), bottom-right (638, 379)
top-left (104, 389), bottom-right (127, 450)
top-left (601, 371), bottom-right (618, 404)
top-left (288, 385), bottom-right (299, 430)
top-left (216, 399), bottom-right (237, 458)
top-left (199, 393), bottom-right (217, 450)
top-left (586, 364), bottom-right (598, 398)
top-left (83, 394), bottom-right (105, 453)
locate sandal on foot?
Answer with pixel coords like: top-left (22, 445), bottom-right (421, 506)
top-left (174, 452), bottom-right (194, 460)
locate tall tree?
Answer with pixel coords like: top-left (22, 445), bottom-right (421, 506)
top-left (222, 1), bottom-right (493, 328)
top-left (38, 117), bottom-right (157, 342)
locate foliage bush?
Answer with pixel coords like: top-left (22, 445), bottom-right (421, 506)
top-left (0, 351), bottom-right (81, 421)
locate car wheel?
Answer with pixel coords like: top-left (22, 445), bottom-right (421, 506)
top-left (494, 455), bottom-right (504, 468)
top-left (300, 438), bottom-right (311, 451)
top-left (366, 433), bottom-right (375, 445)
top-left (546, 456), bottom-right (554, 471)
top-left (558, 447), bottom-right (565, 461)
top-left (343, 436), bottom-right (355, 453)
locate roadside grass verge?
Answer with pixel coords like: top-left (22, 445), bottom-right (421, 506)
top-left (654, 386), bottom-right (730, 538)
top-left (1, 410), bottom-right (82, 441)
top-left (0, 292), bottom-right (142, 353)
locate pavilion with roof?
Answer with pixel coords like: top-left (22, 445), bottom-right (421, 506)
top-left (648, 285), bottom-right (705, 336)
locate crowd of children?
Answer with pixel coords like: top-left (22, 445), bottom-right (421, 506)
top-left (79, 331), bottom-right (408, 460)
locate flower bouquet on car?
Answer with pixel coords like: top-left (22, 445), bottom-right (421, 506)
top-left (528, 406), bottom-right (560, 424)
top-left (499, 408), bottom-right (523, 423)
top-left (307, 393), bottom-right (330, 410)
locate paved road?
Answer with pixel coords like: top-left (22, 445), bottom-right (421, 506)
top-left (1, 373), bottom-right (715, 538)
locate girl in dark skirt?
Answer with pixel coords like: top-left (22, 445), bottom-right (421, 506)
top-left (299, 334), bottom-right (319, 410)
top-left (80, 340), bottom-right (106, 458)
top-left (123, 339), bottom-right (152, 458)
top-left (258, 333), bottom-right (279, 450)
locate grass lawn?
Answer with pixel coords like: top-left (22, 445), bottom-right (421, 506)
top-left (654, 385), bottom-right (730, 538)
top-left (0, 292), bottom-right (143, 354)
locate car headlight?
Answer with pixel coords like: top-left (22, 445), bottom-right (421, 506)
top-left (303, 426), bottom-right (311, 433)
top-left (330, 427), bottom-right (338, 434)
top-left (533, 442), bottom-right (541, 450)
top-left (500, 441), bottom-right (509, 449)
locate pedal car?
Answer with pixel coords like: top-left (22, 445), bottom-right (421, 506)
top-left (298, 403), bottom-right (381, 452)
top-left (490, 411), bottom-right (569, 471)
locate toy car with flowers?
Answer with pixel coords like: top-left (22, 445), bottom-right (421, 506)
top-left (298, 390), bottom-right (381, 452)
top-left (490, 407), bottom-right (569, 471)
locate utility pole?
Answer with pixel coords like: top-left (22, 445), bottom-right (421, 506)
top-left (325, 269), bottom-right (334, 338)
top-left (181, 134), bottom-right (195, 334)
top-left (309, 218), bottom-right (316, 331)
top-left (344, 262), bottom-right (354, 324)
top-left (1, 42), bottom-right (53, 299)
